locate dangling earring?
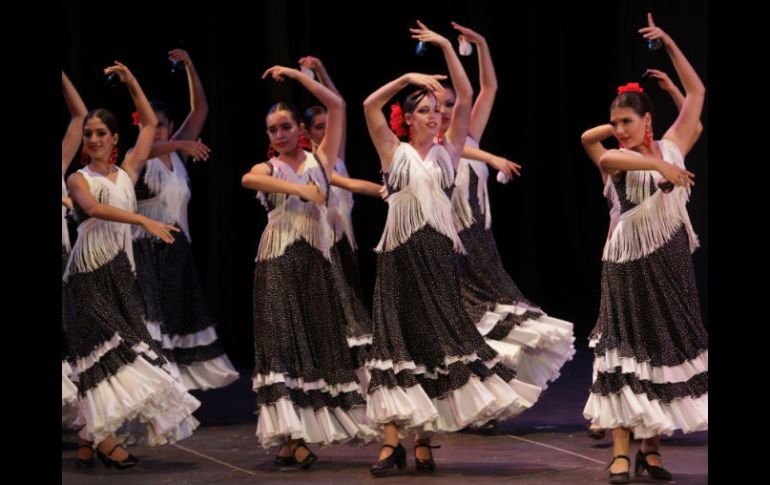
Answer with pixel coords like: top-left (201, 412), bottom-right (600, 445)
top-left (108, 147), bottom-right (118, 165)
top-left (80, 146), bottom-right (90, 166)
top-left (644, 124), bottom-right (653, 147)
top-left (408, 125), bottom-right (414, 142)
top-left (298, 131), bottom-right (312, 152)
top-left (267, 144), bottom-right (276, 160)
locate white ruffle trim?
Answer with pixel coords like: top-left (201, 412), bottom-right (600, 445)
top-left (475, 307), bottom-right (576, 389)
top-left (256, 397), bottom-right (378, 449)
top-left (62, 360), bottom-right (78, 406)
top-left (584, 388), bottom-right (707, 439)
top-left (77, 355), bottom-right (201, 446)
top-left (252, 372), bottom-right (363, 397)
top-left (593, 349), bottom-right (708, 384)
top-left (177, 355), bottom-right (240, 391)
top-left (347, 334), bottom-right (373, 348)
top-left (367, 351), bottom-right (497, 380)
top-left (366, 374), bottom-right (542, 433)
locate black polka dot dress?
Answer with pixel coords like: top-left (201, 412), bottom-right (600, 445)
top-left (251, 152), bottom-right (377, 449)
top-left (63, 166), bottom-right (200, 446)
top-left (327, 157), bottom-right (373, 389)
top-left (62, 176), bottom-right (79, 427)
top-left (367, 142), bottom-right (542, 434)
top-left (583, 140), bottom-right (708, 438)
top-left (452, 137), bottom-right (575, 390)
top-left (132, 153), bottom-right (239, 391)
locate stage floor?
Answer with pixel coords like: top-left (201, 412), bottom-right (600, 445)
top-left (62, 349), bottom-right (707, 484)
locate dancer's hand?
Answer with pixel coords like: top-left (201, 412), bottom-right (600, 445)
top-left (403, 73), bottom-right (447, 93)
top-left (656, 161), bottom-right (695, 188)
top-left (410, 20), bottom-right (450, 49)
top-left (488, 156), bottom-right (522, 181)
top-left (298, 181), bottom-right (325, 205)
top-left (450, 21), bottom-right (486, 45)
top-left (103, 61), bottom-right (136, 85)
top-left (178, 139), bottom-right (211, 162)
top-left (644, 68), bottom-right (676, 94)
top-left (262, 66), bottom-right (300, 82)
top-left (143, 218), bottom-right (181, 244)
top-left (638, 13), bottom-right (672, 48)
top-left (378, 184), bottom-right (389, 201)
top-left (168, 48), bottom-right (192, 67)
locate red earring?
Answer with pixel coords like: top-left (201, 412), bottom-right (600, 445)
top-left (644, 125), bottom-right (653, 147)
top-left (108, 147), bottom-right (118, 165)
top-left (267, 145), bottom-right (276, 160)
top-left (298, 132), bottom-right (312, 151)
top-left (80, 146), bottom-right (90, 166)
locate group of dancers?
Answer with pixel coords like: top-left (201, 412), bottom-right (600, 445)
top-left (62, 15), bottom-right (707, 484)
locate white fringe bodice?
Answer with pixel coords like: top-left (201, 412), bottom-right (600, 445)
top-left (602, 139), bottom-right (700, 263)
top-left (132, 153), bottom-right (192, 242)
top-left (256, 152), bottom-right (332, 261)
top-left (451, 137), bottom-right (492, 230)
top-left (327, 157), bottom-right (356, 249)
top-left (62, 176), bottom-right (71, 251)
top-left (375, 143), bottom-right (464, 253)
top-left (63, 166), bottom-right (137, 281)
top-left (603, 176), bottom-right (622, 241)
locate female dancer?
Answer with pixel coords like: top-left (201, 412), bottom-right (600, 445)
top-left (242, 64), bottom-right (377, 469)
top-left (123, 48), bottom-right (238, 391)
top-left (363, 21), bottom-right (541, 475)
top-left (62, 70), bottom-right (87, 428)
top-left (581, 14), bottom-right (708, 483)
top-left (64, 61), bottom-right (200, 469)
top-left (298, 55), bottom-right (382, 389)
top-left (581, 67), bottom-right (703, 441)
top-left (439, 22), bottom-right (575, 393)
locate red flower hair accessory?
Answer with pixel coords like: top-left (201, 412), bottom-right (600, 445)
top-left (389, 103), bottom-right (407, 138)
top-left (617, 83), bottom-right (644, 95)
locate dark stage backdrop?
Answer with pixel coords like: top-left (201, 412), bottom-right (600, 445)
top-left (61, 0), bottom-right (708, 368)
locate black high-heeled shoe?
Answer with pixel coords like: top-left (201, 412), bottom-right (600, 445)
top-left (291, 442), bottom-right (317, 470)
top-left (95, 444), bottom-right (139, 470)
top-left (370, 443), bottom-right (406, 476)
top-left (605, 455), bottom-right (630, 484)
top-left (635, 449), bottom-right (672, 480)
top-left (274, 454), bottom-right (297, 468)
top-left (75, 442), bottom-right (95, 469)
top-left (414, 443), bottom-right (441, 472)
top-left (587, 423), bottom-right (606, 440)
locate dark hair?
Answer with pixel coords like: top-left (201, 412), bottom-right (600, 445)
top-left (83, 108), bottom-right (119, 134)
top-left (610, 91), bottom-right (655, 119)
top-left (403, 88), bottom-right (436, 115)
top-left (392, 88), bottom-right (437, 140)
top-left (302, 105), bottom-right (326, 128)
top-left (439, 81), bottom-right (455, 95)
top-left (149, 99), bottom-right (173, 121)
top-left (266, 102), bottom-right (302, 126)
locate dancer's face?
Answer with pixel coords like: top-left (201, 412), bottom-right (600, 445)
top-left (405, 96), bottom-right (440, 140)
top-left (305, 113), bottom-right (327, 146)
top-left (436, 88), bottom-right (456, 135)
top-left (153, 111), bottom-right (174, 142)
top-left (83, 116), bottom-right (118, 161)
top-left (610, 107), bottom-right (650, 150)
top-left (266, 110), bottom-right (300, 154)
